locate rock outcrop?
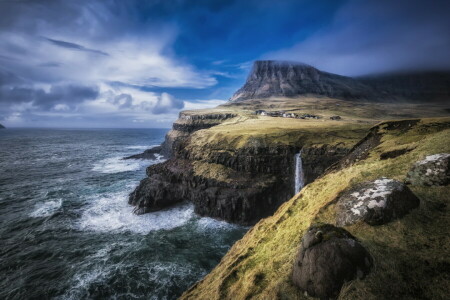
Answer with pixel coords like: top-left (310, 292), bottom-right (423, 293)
top-left (335, 178), bottom-right (420, 226)
top-left (230, 60), bottom-right (450, 103)
top-left (160, 112), bottom-right (237, 157)
top-left (130, 143), bottom-right (303, 224)
top-left (129, 112), bottom-right (353, 224)
top-left (123, 146), bottom-right (163, 160)
top-left (230, 61), bottom-right (368, 102)
top-left (406, 153), bottom-right (450, 186)
top-left (292, 224), bottom-right (373, 299)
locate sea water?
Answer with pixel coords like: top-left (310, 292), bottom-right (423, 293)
top-left (0, 128), bottom-right (247, 299)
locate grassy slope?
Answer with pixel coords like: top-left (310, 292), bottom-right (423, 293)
top-left (181, 117), bottom-right (450, 300)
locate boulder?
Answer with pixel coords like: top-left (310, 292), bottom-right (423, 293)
top-left (292, 224), bottom-right (372, 299)
top-left (406, 153), bottom-right (450, 186)
top-left (336, 178), bottom-right (420, 226)
top-left (123, 146), bottom-right (163, 160)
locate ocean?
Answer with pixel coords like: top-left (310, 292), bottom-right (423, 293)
top-left (0, 128), bottom-right (247, 299)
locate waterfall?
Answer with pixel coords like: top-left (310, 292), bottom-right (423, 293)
top-left (294, 151), bottom-right (305, 194)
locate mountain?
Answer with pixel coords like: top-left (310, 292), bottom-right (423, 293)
top-left (229, 60), bottom-right (450, 102)
top-left (0, 123), bottom-right (5, 129)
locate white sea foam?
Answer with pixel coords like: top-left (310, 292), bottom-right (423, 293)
top-left (30, 199), bottom-right (62, 218)
top-left (91, 156), bottom-right (148, 174)
top-left (77, 190), bottom-right (195, 234)
top-left (126, 144), bottom-right (159, 150)
top-left (196, 216), bottom-right (241, 231)
top-left (60, 266), bottom-right (115, 300)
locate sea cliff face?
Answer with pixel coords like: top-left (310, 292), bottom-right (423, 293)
top-left (129, 109), bottom-right (367, 224)
top-left (180, 117), bottom-right (450, 300)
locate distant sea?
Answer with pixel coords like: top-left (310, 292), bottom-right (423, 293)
top-left (0, 128), bottom-right (247, 299)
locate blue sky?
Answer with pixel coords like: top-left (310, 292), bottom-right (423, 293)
top-left (0, 0), bottom-right (449, 128)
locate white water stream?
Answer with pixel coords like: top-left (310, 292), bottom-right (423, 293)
top-left (294, 151), bottom-right (305, 194)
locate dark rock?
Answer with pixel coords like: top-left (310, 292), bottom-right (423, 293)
top-left (160, 112), bottom-right (236, 157)
top-left (123, 146), bottom-right (163, 160)
top-left (129, 158), bottom-right (293, 224)
top-left (336, 178), bottom-right (420, 226)
top-left (229, 60), bottom-right (450, 103)
top-left (406, 153), bottom-right (450, 186)
top-left (328, 119), bottom-right (420, 173)
top-left (129, 142), bottom-right (350, 224)
top-left (380, 148), bottom-right (413, 160)
top-left (230, 61), bottom-right (369, 102)
top-left (292, 224), bottom-right (372, 299)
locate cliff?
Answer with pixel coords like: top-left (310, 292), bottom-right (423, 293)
top-left (130, 107), bottom-right (366, 224)
top-left (130, 94), bottom-right (449, 225)
top-left (180, 117), bottom-right (450, 300)
top-left (230, 61), bottom-right (450, 102)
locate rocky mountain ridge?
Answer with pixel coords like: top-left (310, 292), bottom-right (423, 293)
top-left (230, 60), bottom-right (450, 102)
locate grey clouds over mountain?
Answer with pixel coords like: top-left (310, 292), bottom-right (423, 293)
top-left (267, 0), bottom-right (450, 76)
top-left (0, 0), bottom-right (449, 127)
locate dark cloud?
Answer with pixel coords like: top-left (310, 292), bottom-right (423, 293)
top-left (0, 73), bottom-right (99, 109)
top-left (268, 0), bottom-right (450, 76)
top-left (44, 37), bottom-right (109, 56)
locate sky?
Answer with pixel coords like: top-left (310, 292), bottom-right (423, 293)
top-left (0, 0), bottom-right (449, 128)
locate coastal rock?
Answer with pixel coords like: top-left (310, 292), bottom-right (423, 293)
top-left (292, 224), bottom-right (372, 299)
top-left (336, 178), bottom-right (420, 226)
top-left (406, 153), bottom-right (450, 186)
top-left (160, 112), bottom-right (236, 157)
top-left (123, 146), bottom-right (163, 160)
top-left (129, 158), bottom-right (292, 224)
top-left (129, 121), bottom-right (351, 224)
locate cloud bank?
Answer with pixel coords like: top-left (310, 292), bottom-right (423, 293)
top-left (266, 0), bottom-right (450, 76)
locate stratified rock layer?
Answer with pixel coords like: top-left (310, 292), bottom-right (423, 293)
top-left (129, 110), bottom-right (353, 224)
top-left (230, 60), bottom-right (450, 102)
top-left (406, 153), bottom-right (450, 186)
top-left (230, 61), bottom-right (368, 102)
top-left (336, 178), bottom-right (420, 226)
top-left (292, 224), bottom-right (372, 299)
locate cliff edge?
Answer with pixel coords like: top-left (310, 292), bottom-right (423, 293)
top-left (181, 117), bottom-right (450, 300)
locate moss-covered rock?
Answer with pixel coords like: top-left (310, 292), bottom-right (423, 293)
top-left (335, 178), bottom-right (420, 226)
top-left (406, 153), bottom-right (450, 186)
top-left (292, 224), bottom-right (372, 299)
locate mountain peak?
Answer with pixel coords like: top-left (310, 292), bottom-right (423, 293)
top-left (230, 60), bottom-right (365, 102)
top-left (229, 60), bottom-right (450, 102)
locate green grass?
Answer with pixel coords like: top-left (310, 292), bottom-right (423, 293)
top-left (181, 117), bottom-right (450, 300)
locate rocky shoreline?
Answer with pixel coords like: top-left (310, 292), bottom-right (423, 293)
top-left (128, 110), bottom-right (359, 224)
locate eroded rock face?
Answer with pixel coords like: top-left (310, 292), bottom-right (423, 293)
top-left (129, 159), bottom-right (292, 224)
top-left (406, 153), bottom-right (450, 186)
top-left (292, 224), bottom-right (372, 299)
top-left (123, 146), bottom-right (163, 160)
top-left (160, 112), bottom-right (237, 157)
top-left (229, 60), bottom-right (450, 102)
top-left (336, 178), bottom-right (420, 226)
